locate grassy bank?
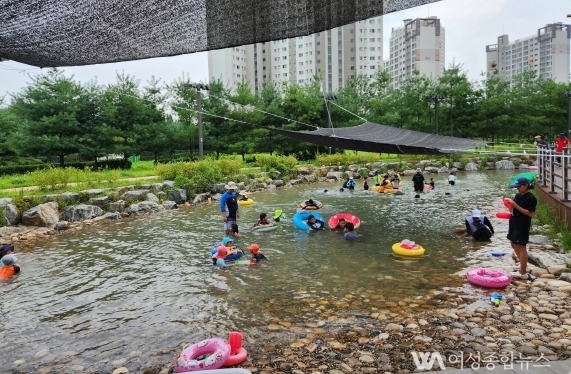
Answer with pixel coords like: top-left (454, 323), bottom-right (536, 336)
top-left (531, 190), bottom-right (571, 252)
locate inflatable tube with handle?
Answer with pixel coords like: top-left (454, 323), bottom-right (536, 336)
top-left (224, 331), bottom-right (248, 367)
top-left (174, 338), bottom-right (231, 372)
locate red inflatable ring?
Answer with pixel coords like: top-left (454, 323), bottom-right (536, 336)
top-left (328, 213), bottom-right (361, 229)
top-left (224, 331), bottom-right (248, 367)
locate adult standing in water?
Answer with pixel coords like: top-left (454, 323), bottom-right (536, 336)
top-left (507, 177), bottom-right (537, 281)
top-left (412, 168), bottom-right (425, 193)
top-left (220, 181), bottom-right (240, 236)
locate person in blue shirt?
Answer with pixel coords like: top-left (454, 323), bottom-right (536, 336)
top-left (343, 222), bottom-right (358, 240)
top-left (220, 181), bottom-right (240, 236)
top-left (343, 176), bottom-right (356, 190)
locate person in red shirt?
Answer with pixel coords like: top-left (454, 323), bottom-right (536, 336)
top-left (556, 133), bottom-right (569, 163)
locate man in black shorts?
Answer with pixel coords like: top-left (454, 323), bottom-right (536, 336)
top-left (507, 177), bottom-right (537, 281)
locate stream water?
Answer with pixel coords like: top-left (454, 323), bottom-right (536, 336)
top-left (0, 170), bottom-right (519, 373)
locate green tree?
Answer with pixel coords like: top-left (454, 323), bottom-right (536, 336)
top-left (202, 79), bottom-right (231, 159)
top-left (0, 99), bottom-right (20, 164)
top-left (227, 81), bottom-right (263, 160)
top-left (11, 68), bottom-right (88, 166)
top-left (167, 76), bottom-right (198, 158)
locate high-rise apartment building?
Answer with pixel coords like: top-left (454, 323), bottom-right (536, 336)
top-left (485, 23), bottom-right (570, 84)
top-left (385, 16), bottom-right (445, 89)
top-left (207, 17), bottom-right (383, 94)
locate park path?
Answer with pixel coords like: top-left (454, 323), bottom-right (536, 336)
top-left (0, 175), bottom-right (159, 193)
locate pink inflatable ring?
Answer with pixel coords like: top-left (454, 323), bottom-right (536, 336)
top-left (467, 268), bottom-right (511, 288)
top-left (174, 338), bottom-right (231, 372)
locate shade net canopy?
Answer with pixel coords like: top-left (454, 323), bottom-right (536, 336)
top-left (272, 122), bottom-right (487, 154)
top-left (1, 0), bottom-right (439, 67)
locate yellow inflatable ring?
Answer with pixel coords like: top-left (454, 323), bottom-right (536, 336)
top-left (238, 199), bottom-right (254, 205)
top-left (391, 243), bottom-right (425, 256)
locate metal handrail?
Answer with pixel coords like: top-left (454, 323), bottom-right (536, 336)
top-left (536, 147), bottom-right (571, 202)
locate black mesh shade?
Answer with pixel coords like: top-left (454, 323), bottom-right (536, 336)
top-left (272, 122), bottom-right (487, 154)
top-left (0, 0), bottom-right (440, 67)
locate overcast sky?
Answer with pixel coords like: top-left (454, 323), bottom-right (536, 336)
top-left (1, 0), bottom-right (569, 102)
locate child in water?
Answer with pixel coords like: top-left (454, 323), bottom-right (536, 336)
top-left (231, 223), bottom-right (240, 237)
top-left (247, 243), bottom-right (268, 264)
top-left (302, 199), bottom-right (318, 210)
top-left (0, 254), bottom-right (20, 278)
top-left (363, 179), bottom-right (369, 191)
top-left (448, 172), bottom-right (456, 186)
top-left (429, 178), bottom-right (435, 189)
top-left (332, 218), bottom-right (347, 230)
top-left (213, 246), bottom-right (232, 267)
top-left (0, 244), bottom-right (14, 260)
top-left (343, 222), bottom-right (357, 240)
top-left (253, 213), bottom-right (270, 227)
top-left (307, 214), bottom-right (325, 230)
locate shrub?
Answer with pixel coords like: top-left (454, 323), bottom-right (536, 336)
top-left (155, 163), bottom-right (177, 180)
top-left (256, 155), bottom-right (298, 176)
top-left (12, 192), bottom-right (42, 219)
top-left (217, 158), bottom-right (243, 177)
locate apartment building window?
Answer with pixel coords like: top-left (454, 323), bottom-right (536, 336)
top-left (283, 64), bottom-right (286, 68)
top-left (350, 48), bottom-right (354, 52)
top-left (369, 47), bottom-right (375, 51)
top-left (262, 49), bottom-right (265, 53)
top-left (282, 47), bottom-right (286, 51)
top-left (262, 58), bottom-right (266, 62)
top-left (263, 66), bottom-right (266, 70)
top-left (299, 53), bottom-right (303, 57)
top-left (350, 29), bottom-right (354, 33)
top-left (299, 62), bottom-right (303, 66)
top-left (237, 74), bottom-right (240, 77)
top-left (350, 38), bottom-right (354, 43)
top-left (359, 47), bottom-right (363, 51)
top-left (350, 66), bottom-right (355, 70)
top-left (236, 65), bottom-right (240, 69)
top-left (370, 29), bottom-right (375, 33)
top-left (263, 75), bottom-right (266, 78)
top-left (369, 38), bottom-right (375, 42)
top-left (284, 73), bottom-right (288, 77)
top-left (370, 56), bottom-right (375, 60)
top-left (317, 50), bottom-right (320, 54)
top-left (298, 44), bottom-right (303, 48)
top-left (350, 57), bottom-right (355, 61)
top-left (359, 29), bottom-right (363, 33)
top-left (317, 32), bottom-right (321, 36)
top-left (317, 59), bottom-right (321, 64)
top-left (370, 66), bottom-right (375, 69)
top-left (300, 71), bottom-right (304, 74)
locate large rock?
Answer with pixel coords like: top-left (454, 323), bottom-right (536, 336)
top-left (81, 189), bottom-right (106, 196)
top-left (297, 167), bottom-right (310, 175)
top-left (22, 202), bottom-right (60, 228)
top-left (528, 235), bottom-right (552, 245)
top-left (139, 184), bottom-right (151, 190)
top-left (168, 189), bottom-right (187, 204)
top-left (115, 185), bottom-right (134, 194)
top-left (302, 174), bottom-right (316, 183)
top-left (62, 204), bottom-right (104, 222)
top-left (193, 193), bottom-right (210, 205)
top-left (210, 183), bottom-right (226, 194)
top-left (272, 180), bottom-right (284, 187)
top-left (150, 183), bottom-right (163, 193)
top-left (495, 160), bottom-right (516, 170)
top-left (55, 221), bottom-right (70, 230)
top-left (0, 198), bottom-right (13, 207)
top-left (127, 201), bottom-right (165, 216)
top-left (528, 251), bottom-right (571, 270)
top-left (402, 169), bottom-right (418, 176)
top-left (289, 179), bottom-right (302, 186)
top-left (89, 196), bottom-right (109, 208)
top-left (94, 212), bottom-right (121, 221)
top-left (163, 180), bottom-right (175, 188)
top-left (348, 164), bottom-right (359, 172)
top-left (438, 166), bottom-right (449, 174)
top-left (4, 204), bottom-right (19, 226)
top-left (146, 193), bottom-right (159, 203)
top-left (120, 190), bottom-right (149, 201)
top-left (109, 200), bottom-right (125, 213)
top-left (424, 167), bottom-right (439, 173)
top-left (464, 162), bottom-right (479, 172)
top-left (326, 171), bottom-right (343, 180)
top-left (163, 201), bottom-right (178, 210)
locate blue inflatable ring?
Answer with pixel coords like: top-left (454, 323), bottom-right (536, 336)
top-left (293, 211), bottom-right (325, 230)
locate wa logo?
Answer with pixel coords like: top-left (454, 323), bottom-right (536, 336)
top-left (411, 352), bottom-right (446, 371)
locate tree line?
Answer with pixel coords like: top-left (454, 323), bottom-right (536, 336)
top-left (0, 66), bottom-right (569, 166)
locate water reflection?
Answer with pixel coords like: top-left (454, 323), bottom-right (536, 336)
top-left (0, 170), bottom-right (518, 372)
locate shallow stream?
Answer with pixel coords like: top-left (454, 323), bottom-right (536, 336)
top-left (0, 171), bottom-right (519, 372)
